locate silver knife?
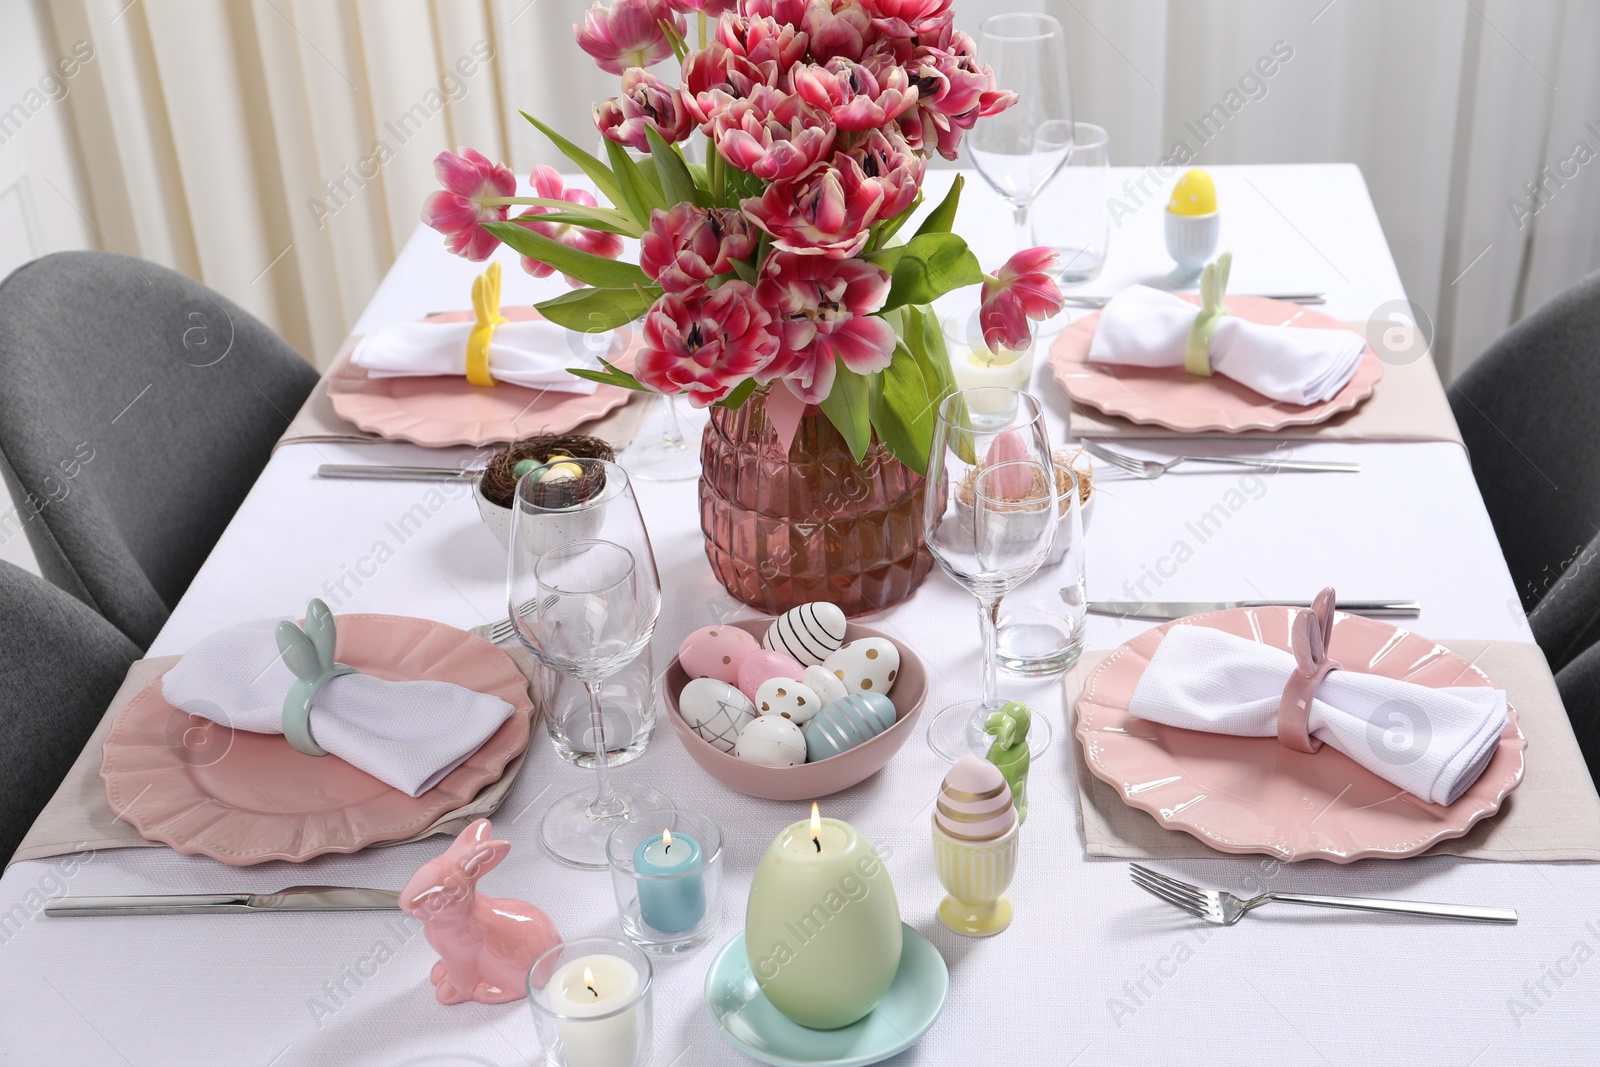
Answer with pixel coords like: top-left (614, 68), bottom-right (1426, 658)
top-left (317, 464), bottom-right (480, 482)
top-left (1087, 600), bottom-right (1421, 620)
top-left (1061, 292), bottom-right (1326, 308)
top-left (44, 885), bottom-right (400, 917)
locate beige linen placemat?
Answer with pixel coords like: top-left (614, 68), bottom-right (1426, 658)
top-left (1064, 341), bottom-right (1465, 449)
top-left (8, 628), bottom-right (546, 868)
top-left (1066, 639), bottom-right (1600, 862)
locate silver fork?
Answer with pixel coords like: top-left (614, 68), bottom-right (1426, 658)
top-left (485, 594), bottom-right (557, 645)
top-left (1129, 864), bottom-right (1517, 925)
top-left (1082, 439), bottom-right (1359, 477)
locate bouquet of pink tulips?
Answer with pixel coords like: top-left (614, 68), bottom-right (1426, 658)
top-left (422, 0), bottom-right (1065, 475)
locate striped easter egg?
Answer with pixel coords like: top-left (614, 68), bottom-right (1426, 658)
top-left (802, 692), bottom-right (897, 762)
top-left (761, 602), bottom-right (847, 666)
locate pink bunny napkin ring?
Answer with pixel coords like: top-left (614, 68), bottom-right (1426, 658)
top-left (1276, 586), bottom-right (1341, 754)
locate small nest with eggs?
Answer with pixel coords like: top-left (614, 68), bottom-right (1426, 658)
top-left (958, 448), bottom-right (1094, 517)
top-left (480, 434), bottom-right (615, 509)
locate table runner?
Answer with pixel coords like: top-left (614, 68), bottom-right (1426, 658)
top-left (8, 628), bottom-right (545, 868)
top-left (1065, 638), bottom-right (1600, 861)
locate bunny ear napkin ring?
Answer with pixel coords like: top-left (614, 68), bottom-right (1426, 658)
top-left (1276, 585), bottom-right (1341, 754)
top-left (275, 598), bottom-right (361, 756)
top-left (1184, 250), bottom-right (1233, 377)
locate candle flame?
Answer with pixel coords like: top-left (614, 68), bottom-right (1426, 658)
top-left (810, 802), bottom-right (822, 852)
top-left (583, 965), bottom-right (598, 998)
top-left (662, 827), bottom-right (673, 852)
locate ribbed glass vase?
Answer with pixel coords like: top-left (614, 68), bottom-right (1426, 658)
top-left (698, 387), bottom-right (933, 616)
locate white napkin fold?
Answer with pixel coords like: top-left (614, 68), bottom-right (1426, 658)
top-left (351, 319), bottom-right (607, 393)
top-left (1128, 625), bottom-right (1509, 806)
top-left (1088, 285), bottom-right (1366, 405)
top-left (161, 619), bottom-right (516, 797)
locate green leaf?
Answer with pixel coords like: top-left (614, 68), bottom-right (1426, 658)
top-left (659, 17), bottom-right (689, 62)
top-left (520, 112), bottom-right (623, 208)
top-left (569, 366), bottom-right (650, 391)
top-left (604, 137), bottom-right (667, 227)
top-left (714, 377), bottom-right (759, 409)
top-left (864, 244), bottom-right (907, 272)
top-left (518, 211), bottom-right (637, 236)
top-left (906, 304), bottom-right (956, 403)
top-left (818, 358), bottom-right (871, 462)
top-left (729, 258), bottom-right (758, 284)
top-left (535, 285), bottom-right (657, 332)
top-left (883, 232), bottom-right (984, 310)
top-left (871, 193), bottom-right (922, 251)
top-left (868, 340), bottom-right (937, 475)
top-left (644, 126), bottom-right (707, 208)
top-left (483, 221), bottom-right (651, 289)
top-left (913, 174), bottom-right (964, 238)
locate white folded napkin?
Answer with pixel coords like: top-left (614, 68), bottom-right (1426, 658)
top-left (161, 619), bottom-right (516, 797)
top-left (1129, 625), bottom-right (1508, 806)
top-left (351, 319), bottom-right (608, 393)
top-left (1088, 285), bottom-right (1366, 405)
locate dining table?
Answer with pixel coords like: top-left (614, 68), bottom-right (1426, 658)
top-left (2, 163), bottom-right (1593, 1067)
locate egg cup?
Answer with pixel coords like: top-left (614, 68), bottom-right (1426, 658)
top-left (932, 820), bottom-right (1020, 936)
top-left (1164, 209), bottom-right (1221, 286)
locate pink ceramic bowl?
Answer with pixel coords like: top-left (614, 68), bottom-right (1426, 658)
top-left (663, 618), bottom-right (928, 801)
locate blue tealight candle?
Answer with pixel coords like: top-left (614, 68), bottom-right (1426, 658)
top-left (631, 828), bottom-right (706, 934)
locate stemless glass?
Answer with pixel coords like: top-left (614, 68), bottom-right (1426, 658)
top-left (1032, 122), bottom-right (1111, 283)
top-left (509, 459), bottom-right (668, 867)
top-left (923, 388), bottom-right (1058, 760)
top-left (968, 13), bottom-right (1075, 253)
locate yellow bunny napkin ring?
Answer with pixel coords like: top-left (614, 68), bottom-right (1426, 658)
top-left (465, 261), bottom-right (507, 387)
top-left (1184, 250), bottom-right (1232, 378)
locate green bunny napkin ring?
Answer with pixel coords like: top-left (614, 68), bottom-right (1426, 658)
top-left (275, 598), bottom-right (359, 757)
top-left (1184, 250), bottom-right (1233, 377)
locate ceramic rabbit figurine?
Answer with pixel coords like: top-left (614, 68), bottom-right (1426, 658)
top-left (984, 700), bottom-right (1031, 823)
top-left (398, 818), bottom-right (562, 1005)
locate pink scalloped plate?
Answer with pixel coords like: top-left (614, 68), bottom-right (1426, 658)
top-left (1075, 608), bottom-right (1526, 862)
top-left (328, 307), bottom-right (637, 447)
top-left (101, 614), bottom-right (533, 865)
top-left (1049, 295), bottom-right (1383, 433)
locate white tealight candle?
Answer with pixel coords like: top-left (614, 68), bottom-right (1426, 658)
top-left (547, 954), bottom-right (640, 1067)
top-left (947, 337), bottom-right (1035, 413)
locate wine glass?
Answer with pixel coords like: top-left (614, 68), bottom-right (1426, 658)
top-left (508, 459), bottom-right (669, 866)
top-left (624, 393), bottom-right (705, 481)
top-left (923, 388), bottom-right (1059, 761)
top-left (967, 13), bottom-right (1075, 253)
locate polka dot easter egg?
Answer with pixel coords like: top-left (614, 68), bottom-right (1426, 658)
top-left (755, 677), bottom-right (821, 725)
top-left (678, 625), bottom-right (760, 686)
top-left (678, 678), bottom-right (756, 753)
top-left (802, 664), bottom-right (849, 707)
top-left (822, 637), bottom-right (900, 696)
top-left (735, 714), bottom-right (807, 768)
top-left (737, 649), bottom-right (805, 703)
top-left (762, 602), bottom-right (847, 666)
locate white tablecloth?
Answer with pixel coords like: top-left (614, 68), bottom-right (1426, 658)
top-left (3, 167), bottom-right (1589, 1067)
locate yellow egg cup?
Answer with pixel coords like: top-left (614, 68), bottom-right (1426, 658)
top-left (932, 820), bottom-right (1020, 937)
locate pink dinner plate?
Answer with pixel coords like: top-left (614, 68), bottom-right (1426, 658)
top-left (1048, 295), bottom-right (1384, 433)
top-left (101, 614), bottom-right (534, 865)
top-left (328, 306), bottom-right (637, 447)
top-left (1075, 607), bottom-right (1527, 862)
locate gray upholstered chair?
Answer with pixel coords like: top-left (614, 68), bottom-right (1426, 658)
top-left (1527, 528), bottom-right (1600, 675)
top-left (0, 251), bottom-right (318, 649)
top-left (1557, 639), bottom-right (1600, 786)
top-left (0, 559), bottom-right (141, 864)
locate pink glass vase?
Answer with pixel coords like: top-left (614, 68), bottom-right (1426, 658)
top-left (699, 387), bottom-right (933, 617)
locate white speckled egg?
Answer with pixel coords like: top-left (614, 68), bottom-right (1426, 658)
top-left (734, 714), bottom-right (807, 768)
top-left (754, 677), bottom-right (822, 725)
top-left (822, 637), bottom-right (900, 696)
top-left (679, 678), bottom-right (756, 753)
top-left (802, 664), bottom-right (849, 707)
top-left (762, 602), bottom-right (848, 666)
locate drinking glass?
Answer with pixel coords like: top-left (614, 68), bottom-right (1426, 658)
top-left (968, 13), bottom-right (1075, 253)
top-left (623, 394), bottom-right (705, 482)
top-left (1032, 122), bottom-right (1111, 283)
top-left (923, 388), bottom-right (1059, 760)
top-left (509, 459), bottom-right (668, 867)
top-left (996, 463), bottom-right (1087, 675)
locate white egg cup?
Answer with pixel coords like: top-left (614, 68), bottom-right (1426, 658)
top-left (1165, 210), bottom-right (1220, 286)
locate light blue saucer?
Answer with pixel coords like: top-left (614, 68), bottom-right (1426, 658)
top-left (703, 923), bottom-right (948, 1067)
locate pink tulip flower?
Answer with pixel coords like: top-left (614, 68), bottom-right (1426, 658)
top-left (800, 0), bottom-right (877, 63)
top-left (716, 12), bottom-right (809, 72)
top-left (636, 282), bottom-right (779, 405)
top-left (595, 68), bottom-right (697, 152)
top-left (421, 148), bottom-right (517, 261)
top-left (743, 0), bottom-right (813, 29)
top-left (756, 252), bottom-right (896, 403)
top-left (680, 41), bottom-right (778, 127)
top-left (979, 247), bottom-right (1065, 351)
top-left (742, 156), bottom-right (889, 259)
top-left (841, 126), bottom-right (924, 220)
top-left (900, 27), bottom-right (1016, 159)
top-left (862, 0), bottom-right (953, 39)
top-left (790, 56), bottom-right (916, 131)
top-left (513, 166), bottom-right (625, 288)
top-left (666, 0), bottom-right (736, 14)
top-left (710, 85), bottom-right (835, 182)
top-left (639, 204), bottom-right (757, 292)
top-left (574, 0), bottom-right (686, 76)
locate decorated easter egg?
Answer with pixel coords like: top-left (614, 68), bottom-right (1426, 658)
top-left (803, 693), bottom-right (897, 762)
top-left (735, 714), bottom-right (807, 767)
top-left (822, 637), bottom-right (900, 696)
top-left (754, 677), bottom-right (821, 725)
top-left (982, 429), bottom-right (1036, 500)
top-left (679, 625), bottom-right (760, 685)
top-left (935, 755), bottom-right (1016, 840)
top-left (802, 664), bottom-right (849, 707)
top-left (540, 462), bottom-right (582, 482)
top-left (1167, 168), bottom-right (1217, 216)
top-left (679, 678), bottom-right (756, 753)
top-left (737, 649), bottom-right (805, 703)
top-left (761, 602), bottom-right (847, 666)
top-left (512, 458), bottom-right (544, 479)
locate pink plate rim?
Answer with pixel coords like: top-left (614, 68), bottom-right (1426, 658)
top-left (100, 614), bottom-right (533, 865)
top-left (1074, 607), bottom-right (1527, 863)
top-left (327, 306), bottom-right (635, 447)
top-left (1048, 295), bottom-right (1383, 433)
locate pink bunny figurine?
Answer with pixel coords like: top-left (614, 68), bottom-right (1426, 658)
top-left (399, 818), bottom-right (562, 1005)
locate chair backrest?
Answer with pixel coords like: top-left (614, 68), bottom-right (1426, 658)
top-left (0, 252), bottom-right (318, 648)
top-left (1449, 269), bottom-right (1600, 611)
top-left (0, 559), bottom-right (142, 865)
top-left (1528, 527), bottom-right (1600, 673)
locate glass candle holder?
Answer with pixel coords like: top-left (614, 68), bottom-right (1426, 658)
top-left (527, 936), bottom-right (653, 1067)
top-left (606, 808), bottom-right (724, 955)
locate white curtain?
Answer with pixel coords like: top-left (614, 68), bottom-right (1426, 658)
top-left (44, 0), bottom-right (1600, 379)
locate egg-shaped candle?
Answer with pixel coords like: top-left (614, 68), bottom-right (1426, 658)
top-left (745, 804), bottom-right (902, 1030)
top-left (632, 826), bottom-right (707, 934)
top-left (932, 756), bottom-right (1021, 937)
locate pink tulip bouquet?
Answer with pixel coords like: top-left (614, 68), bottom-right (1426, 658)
top-left (422, 0), bottom-right (1065, 475)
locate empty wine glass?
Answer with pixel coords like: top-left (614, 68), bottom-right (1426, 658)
top-left (624, 393), bottom-right (706, 481)
top-left (508, 459), bottom-right (668, 867)
top-left (923, 388), bottom-right (1059, 761)
top-left (968, 13), bottom-right (1075, 253)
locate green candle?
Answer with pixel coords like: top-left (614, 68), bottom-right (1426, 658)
top-left (744, 804), bottom-right (902, 1030)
